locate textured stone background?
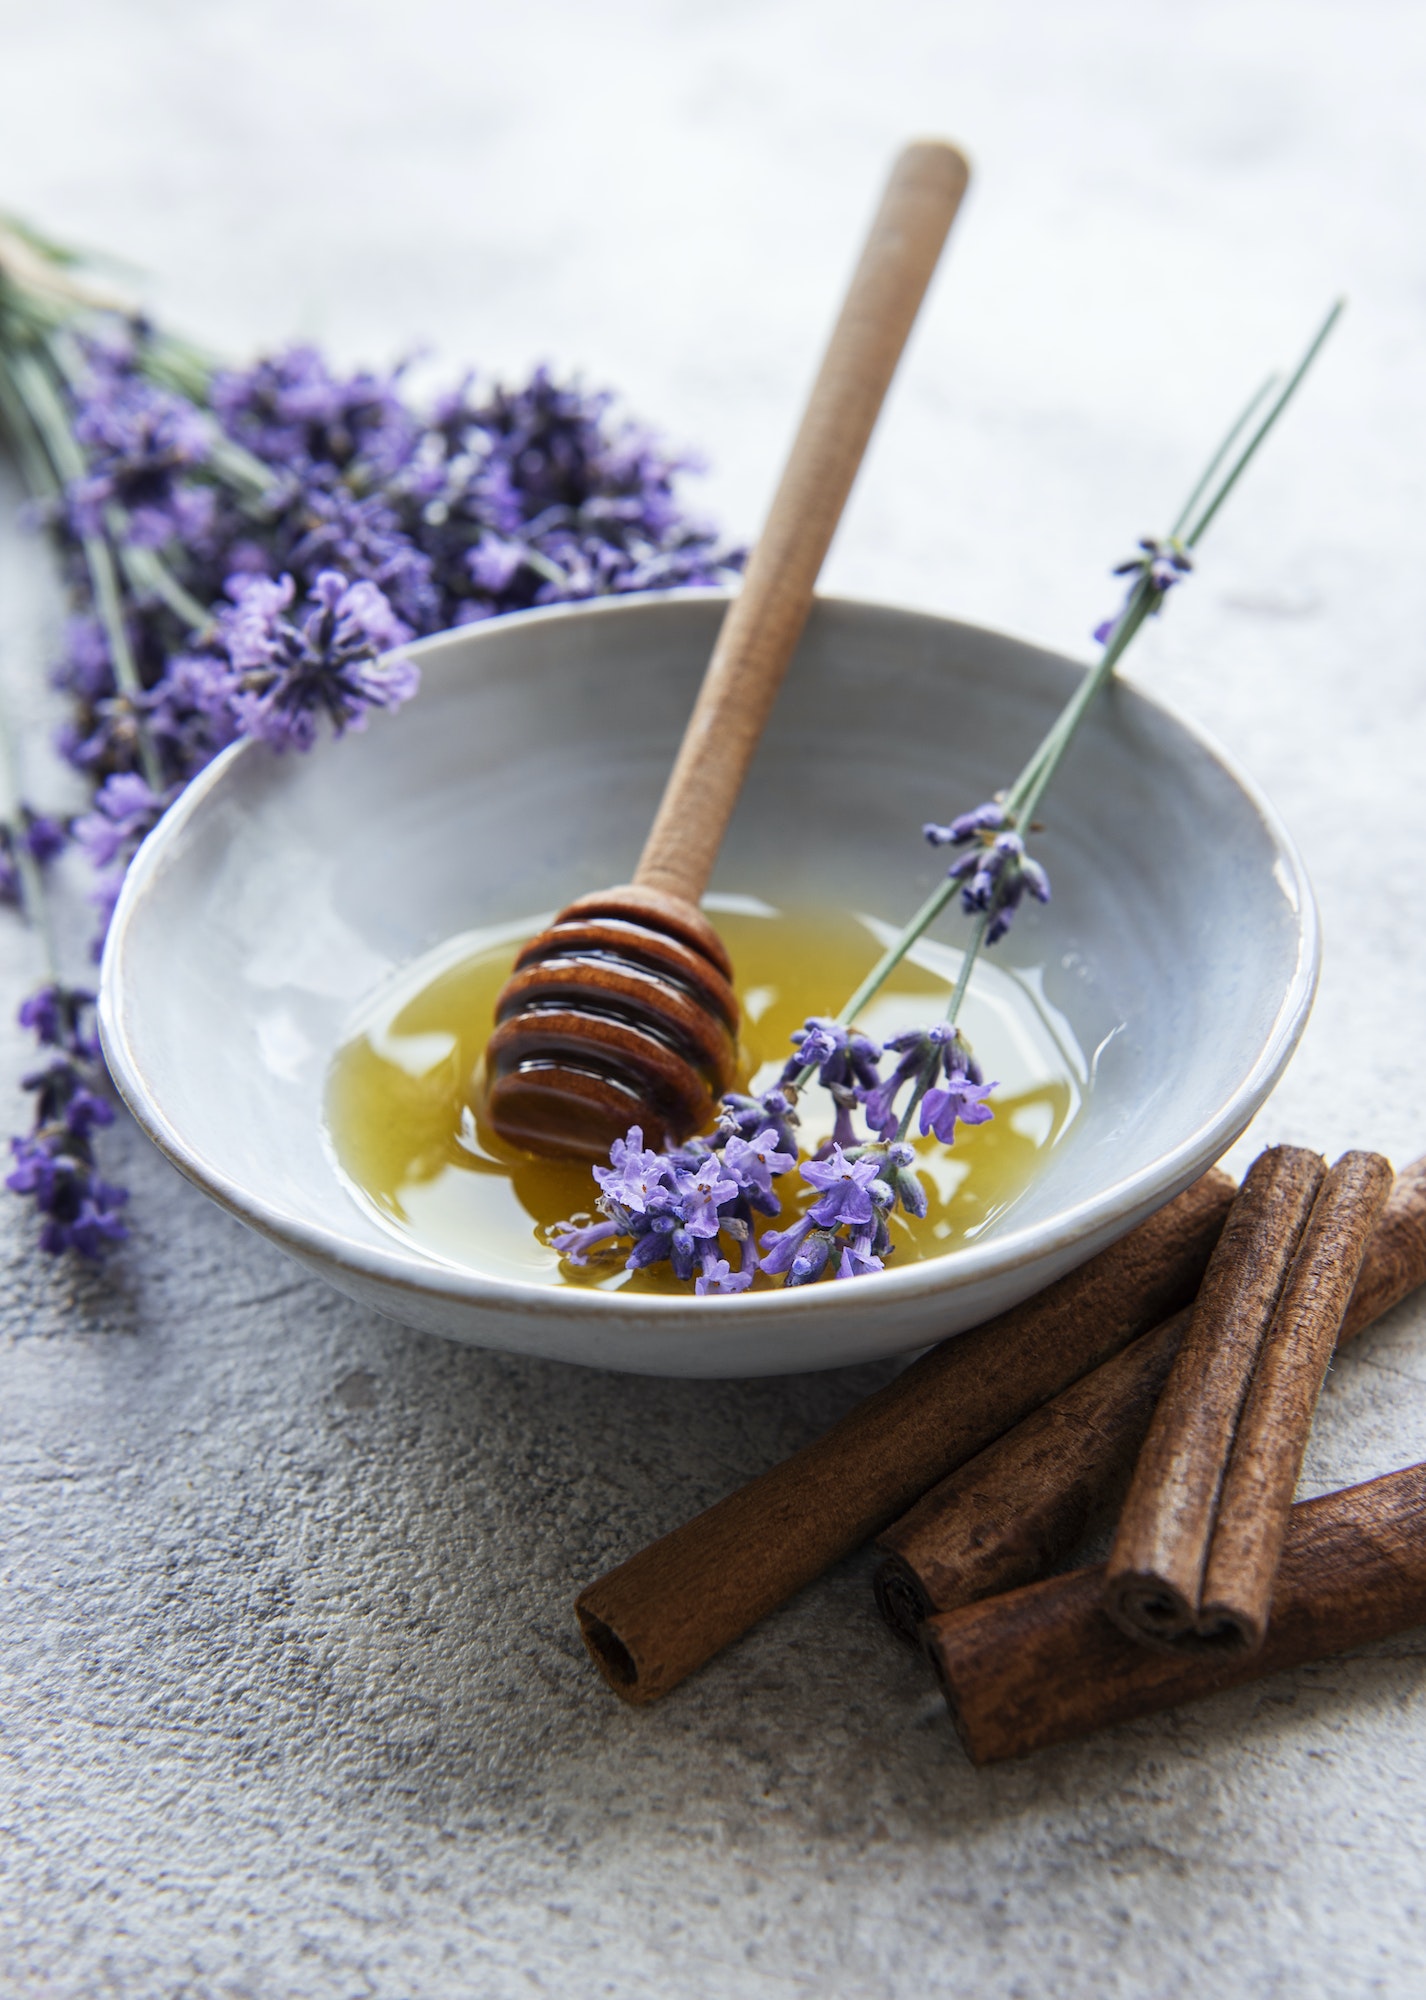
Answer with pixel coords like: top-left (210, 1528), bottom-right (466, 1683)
top-left (5, 2), bottom-right (1426, 1993)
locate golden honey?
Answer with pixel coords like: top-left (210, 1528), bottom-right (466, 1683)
top-left (324, 901), bottom-right (1082, 1292)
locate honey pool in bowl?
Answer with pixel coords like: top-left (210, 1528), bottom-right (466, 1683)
top-left (324, 898), bottom-right (1085, 1293)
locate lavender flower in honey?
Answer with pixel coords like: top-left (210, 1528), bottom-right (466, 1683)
top-left (549, 1122), bottom-right (789, 1295)
top-left (862, 1023), bottom-right (995, 1146)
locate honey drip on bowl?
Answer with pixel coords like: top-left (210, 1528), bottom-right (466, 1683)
top-left (324, 901), bottom-right (1083, 1293)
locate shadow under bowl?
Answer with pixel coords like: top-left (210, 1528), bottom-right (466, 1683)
top-left (99, 591), bottom-right (1317, 1378)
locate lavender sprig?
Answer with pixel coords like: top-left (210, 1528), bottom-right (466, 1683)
top-left (0, 670), bottom-right (128, 1257)
top-left (833, 300), bottom-right (1344, 1056)
top-left (553, 303), bottom-right (1343, 1290)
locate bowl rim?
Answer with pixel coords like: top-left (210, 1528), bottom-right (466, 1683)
top-left (99, 586), bottom-right (1320, 1321)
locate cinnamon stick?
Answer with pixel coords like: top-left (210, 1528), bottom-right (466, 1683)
top-left (575, 1169), bottom-right (1236, 1701)
top-left (1340, 1157), bottom-right (1426, 1343)
top-left (874, 1309), bottom-right (1187, 1641)
top-left (923, 1462), bottom-right (1426, 1765)
top-left (1103, 1146), bottom-right (1326, 1649)
top-left (875, 1156), bottom-right (1426, 1637)
top-left (1195, 1151), bottom-right (1393, 1652)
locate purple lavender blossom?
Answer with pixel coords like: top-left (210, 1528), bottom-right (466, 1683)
top-left (552, 1117), bottom-right (760, 1290)
top-left (694, 1251), bottom-right (754, 1297)
top-left (837, 1234), bottom-right (885, 1280)
top-left (73, 772), bottom-right (167, 939)
top-left (52, 617), bottom-right (115, 703)
top-left (674, 1158), bottom-right (739, 1236)
top-left (1095, 536), bottom-right (1193, 643)
top-left (717, 1087), bottom-right (799, 1161)
top-left (19, 984), bottom-right (100, 1058)
top-left (0, 810), bottom-right (66, 907)
top-left (591, 1126), bottom-right (674, 1214)
top-left (757, 1214), bottom-right (835, 1286)
top-left (863, 1022), bottom-right (996, 1147)
top-left (799, 1145), bottom-right (883, 1229)
top-left (783, 1017), bottom-right (883, 1096)
top-left (7, 302), bottom-right (743, 1262)
top-left (925, 809), bottom-right (1051, 945)
top-left (7, 987), bottom-right (127, 1259)
top-left (285, 483), bottom-right (439, 632)
top-left (883, 1140), bottom-right (929, 1220)
top-left (924, 802), bottom-right (1008, 846)
top-left (1115, 535), bottom-right (1193, 596)
top-left (69, 349), bottom-right (214, 549)
top-left (140, 652), bottom-right (241, 781)
top-left (219, 571), bottom-right (418, 752)
top-left (211, 346), bottom-right (420, 479)
top-left (397, 366), bottom-right (740, 626)
top-left (722, 1128), bottom-right (796, 1208)
top-left (7, 1131), bottom-right (129, 1258)
top-left (547, 1215), bottom-right (622, 1265)
top-left (919, 1074), bottom-right (996, 1145)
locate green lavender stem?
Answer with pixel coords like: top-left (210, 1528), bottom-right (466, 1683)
top-left (833, 301), bottom-right (1342, 1038)
top-left (0, 671), bottom-right (60, 980)
top-left (0, 340), bottom-right (165, 791)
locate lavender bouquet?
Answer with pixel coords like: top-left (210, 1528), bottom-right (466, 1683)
top-left (549, 306), bottom-right (1342, 1294)
top-left (0, 216), bottom-right (740, 1258)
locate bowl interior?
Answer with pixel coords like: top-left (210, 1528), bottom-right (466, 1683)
top-left (101, 592), bottom-right (1314, 1366)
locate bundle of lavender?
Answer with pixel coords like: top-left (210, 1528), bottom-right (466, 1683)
top-left (0, 216), bottom-right (740, 1258)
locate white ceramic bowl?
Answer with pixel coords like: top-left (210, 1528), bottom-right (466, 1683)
top-left (100, 592), bottom-right (1317, 1378)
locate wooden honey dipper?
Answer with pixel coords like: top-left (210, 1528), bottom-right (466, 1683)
top-left (485, 141), bottom-right (971, 1160)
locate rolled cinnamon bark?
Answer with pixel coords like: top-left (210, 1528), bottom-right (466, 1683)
top-left (1340, 1157), bottom-right (1426, 1343)
top-left (874, 1309), bottom-right (1188, 1641)
top-left (576, 1169), bottom-right (1236, 1701)
top-left (1196, 1151), bottom-right (1393, 1652)
top-left (1103, 1147), bottom-right (1325, 1648)
top-left (876, 1154), bottom-right (1426, 1639)
top-left (924, 1462), bottom-right (1426, 1765)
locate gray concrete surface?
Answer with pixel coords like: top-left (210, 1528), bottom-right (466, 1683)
top-left (5, 3), bottom-right (1426, 1993)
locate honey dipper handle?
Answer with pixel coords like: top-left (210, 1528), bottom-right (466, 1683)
top-left (634, 140), bottom-right (970, 905)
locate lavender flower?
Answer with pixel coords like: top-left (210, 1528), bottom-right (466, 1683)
top-left (73, 772), bottom-right (166, 939)
top-left (552, 1013), bottom-right (969, 1294)
top-left (925, 811), bottom-right (1050, 945)
top-left (0, 810), bottom-right (66, 907)
top-left (19, 983), bottom-right (101, 1058)
top-left (69, 350), bottom-right (214, 550)
top-left (1116, 535), bottom-right (1193, 596)
top-left (211, 346), bottom-right (420, 480)
top-left (53, 616), bottom-right (115, 703)
top-left (919, 1072), bottom-right (996, 1145)
top-left (218, 571), bottom-right (418, 752)
top-left (6, 986), bottom-right (128, 1259)
top-left (284, 482), bottom-right (439, 632)
top-left (591, 1126), bottom-right (674, 1214)
top-left (716, 1086), bottom-right (799, 1161)
top-left (140, 652), bottom-right (241, 781)
top-left (1095, 535), bottom-right (1193, 642)
top-left (783, 1017), bottom-right (883, 1095)
top-left (721, 1127), bottom-right (796, 1209)
top-left (863, 1021), bottom-right (997, 1148)
top-left (799, 1145), bottom-right (883, 1228)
